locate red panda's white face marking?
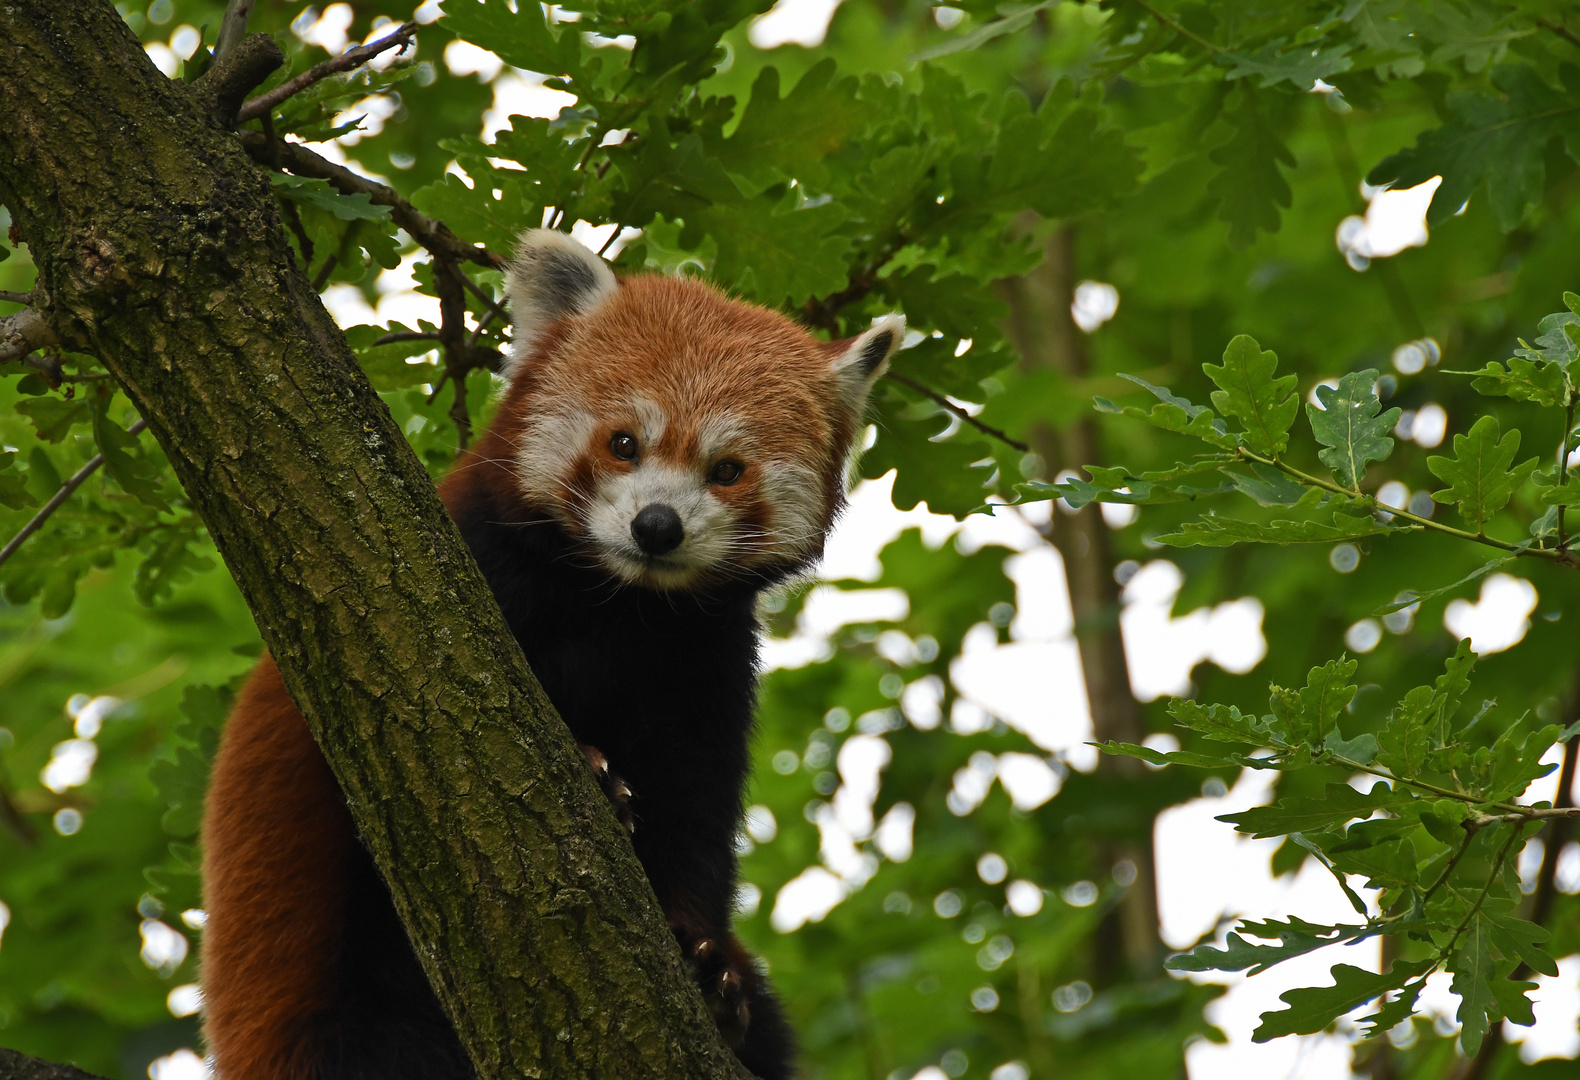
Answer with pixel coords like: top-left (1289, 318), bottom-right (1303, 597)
top-left (501, 229), bottom-right (903, 592)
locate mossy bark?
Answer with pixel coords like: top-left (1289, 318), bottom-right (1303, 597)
top-left (0, 1048), bottom-right (108, 1080)
top-left (0, 5), bottom-right (747, 1078)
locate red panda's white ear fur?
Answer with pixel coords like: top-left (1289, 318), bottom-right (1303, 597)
top-left (830, 314), bottom-right (905, 412)
top-left (503, 229), bottom-right (619, 378)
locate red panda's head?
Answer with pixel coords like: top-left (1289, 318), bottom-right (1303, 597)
top-left (494, 229), bottom-right (902, 592)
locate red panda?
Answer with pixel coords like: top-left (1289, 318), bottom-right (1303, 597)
top-left (200, 229), bottom-right (904, 1080)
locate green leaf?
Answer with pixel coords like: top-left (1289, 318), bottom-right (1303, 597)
top-left (1153, 509), bottom-right (1396, 548)
top-left (709, 61), bottom-right (871, 194)
top-left (1207, 86), bottom-right (1295, 248)
top-left (1463, 357), bottom-right (1568, 407)
top-left (1489, 963), bottom-right (1539, 1028)
top-left (1117, 374), bottom-right (1214, 418)
top-left (908, 2), bottom-right (1057, 62)
top-left (1486, 911), bottom-right (1558, 979)
top-left (1306, 369), bottom-right (1401, 489)
top-left (1094, 395), bottom-right (1238, 450)
top-left (440, 0), bottom-right (583, 80)
top-left (1452, 916), bottom-right (1497, 1055)
top-left (694, 195), bottom-right (852, 309)
top-left (1367, 63), bottom-right (1580, 231)
top-left (1254, 961), bottom-right (1433, 1041)
top-left (1027, 460), bottom-right (1235, 509)
top-left (1224, 42), bottom-right (1353, 91)
top-left (1377, 685), bottom-right (1435, 780)
top-left (15, 393), bottom-right (90, 442)
top-left (346, 322), bottom-right (443, 391)
top-left (1426, 415), bottom-right (1539, 532)
top-left (1327, 837), bottom-right (1418, 890)
top-left (1484, 720), bottom-right (1560, 803)
top-left (0, 450), bottom-right (35, 511)
top-left (1218, 782), bottom-right (1414, 839)
top-left (859, 395), bottom-right (995, 519)
top-left (1359, 981), bottom-right (1425, 1038)
top-left (1434, 638), bottom-right (1479, 734)
top-left (1203, 335), bottom-right (1298, 456)
top-left (270, 173), bottom-right (393, 222)
top-left (1283, 658), bottom-right (1360, 747)
top-left (1167, 918), bottom-right (1370, 976)
top-left (1324, 730), bottom-right (1379, 766)
top-left (90, 397), bottom-right (163, 507)
top-left (1225, 462), bottom-right (1308, 506)
top-left (1096, 741), bottom-right (1245, 770)
top-left (962, 93), bottom-right (1142, 222)
top-left (1167, 698), bottom-right (1268, 747)
top-left (1375, 555), bottom-right (1516, 614)
top-left (134, 519), bottom-right (214, 606)
top-left (1514, 310), bottom-right (1580, 369)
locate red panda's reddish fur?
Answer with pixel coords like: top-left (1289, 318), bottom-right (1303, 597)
top-left (201, 658), bottom-right (357, 1079)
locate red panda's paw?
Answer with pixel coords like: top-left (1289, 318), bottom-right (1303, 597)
top-left (580, 743), bottom-right (636, 833)
top-left (685, 935), bottom-right (752, 1048)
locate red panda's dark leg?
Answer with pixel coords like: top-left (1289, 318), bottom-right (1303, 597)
top-left (201, 657), bottom-right (358, 1080)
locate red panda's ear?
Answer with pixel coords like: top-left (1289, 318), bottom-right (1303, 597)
top-left (503, 229), bottom-right (619, 376)
top-left (828, 314), bottom-right (905, 412)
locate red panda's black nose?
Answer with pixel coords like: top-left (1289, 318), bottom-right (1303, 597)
top-left (631, 504), bottom-right (684, 555)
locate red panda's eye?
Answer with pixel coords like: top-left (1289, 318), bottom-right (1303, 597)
top-left (709, 460), bottom-right (744, 486)
top-left (610, 432), bottom-right (639, 461)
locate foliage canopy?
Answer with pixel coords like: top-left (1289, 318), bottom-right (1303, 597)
top-left (4, 1), bottom-right (1580, 1078)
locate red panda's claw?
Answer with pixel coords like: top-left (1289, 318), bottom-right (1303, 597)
top-left (579, 743), bottom-right (637, 833)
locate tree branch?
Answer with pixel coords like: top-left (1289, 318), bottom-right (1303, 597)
top-left (239, 22), bottom-right (419, 124)
top-left (1537, 16), bottom-right (1580, 53)
top-left (375, 329), bottom-right (441, 346)
top-left (0, 420), bottom-right (148, 571)
top-left (0, 289), bottom-right (30, 305)
top-left (212, 0), bottom-right (257, 65)
top-left (0, 1047), bottom-right (109, 1080)
top-left (0, 304), bottom-right (56, 363)
top-left (883, 371), bottom-right (1030, 453)
top-left (0, 776), bottom-right (38, 846)
top-left (239, 131), bottom-right (501, 268)
top-left (193, 32), bottom-right (284, 127)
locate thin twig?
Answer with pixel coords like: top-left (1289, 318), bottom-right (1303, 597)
top-left (213, 0), bottom-right (256, 65)
top-left (311, 255), bottom-right (340, 291)
top-left (456, 270), bottom-right (507, 321)
top-left (884, 371), bottom-right (1030, 453)
top-left (0, 780), bottom-right (36, 846)
top-left (240, 133), bottom-right (501, 269)
top-left (1538, 16), bottom-right (1580, 52)
top-left (1559, 391), bottom-right (1574, 550)
top-left (1131, 0), bottom-right (1226, 53)
top-left (467, 308), bottom-right (500, 349)
top-left (0, 420), bottom-right (149, 571)
top-left (375, 330), bottom-right (442, 347)
top-left (0, 290), bottom-right (30, 306)
top-left (434, 264), bottom-right (475, 450)
top-left (238, 22), bottom-right (418, 124)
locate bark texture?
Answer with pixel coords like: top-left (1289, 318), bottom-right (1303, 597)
top-left (0, 1049), bottom-right (108, 1080)
top-left (0, 5), bottom-right (746, 1078)
top-left (1000, 227), bottom-right (1163, 980)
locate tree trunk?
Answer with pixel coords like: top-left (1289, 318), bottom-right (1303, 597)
top-left (0, 1049), bottom-right (108, 1080)
top-left (1000, 226), bottom-right (1163, 982)
top-left (0, 5), bottom-right (746, 1078)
